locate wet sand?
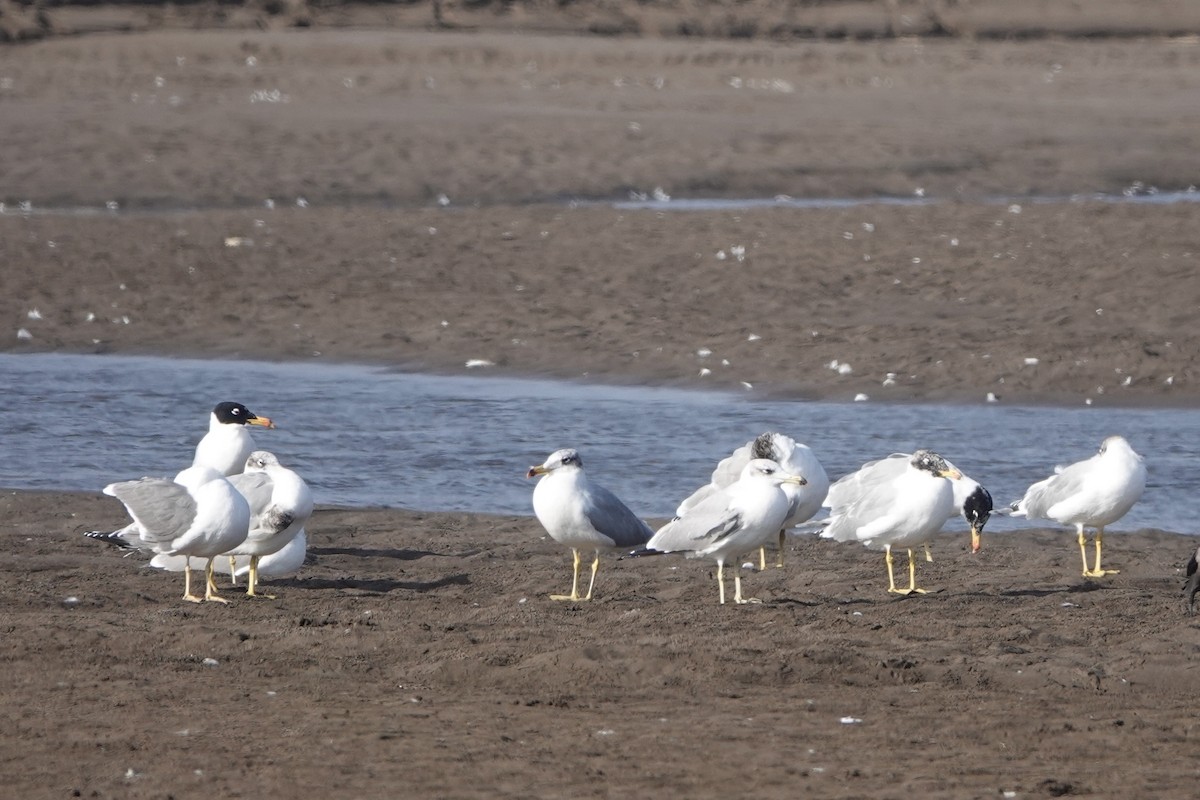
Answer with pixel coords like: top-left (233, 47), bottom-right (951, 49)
top-left (4, 490), bottom-right (1200, 799)
top-left (3, 5), bottom-right (1200, 798)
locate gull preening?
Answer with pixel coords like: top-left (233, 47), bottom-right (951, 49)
top-left (648, 459), bottom-right (807, 604)
top-left (86, 465), bottom-right (251, 603)
top-left (822, 450), bottom-right (963, 595)
top-left (1008, 435), bottom-right (1146, 578)
top-left (676, 432), bottom-right (829, 570)
top-left (527, 448), bottom-right (654, 602)
top-left (192, 401), bottom-right (275, 476)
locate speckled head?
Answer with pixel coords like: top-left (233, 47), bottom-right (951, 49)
top-left (911, 449), bottom-right (962, 480)
top-left (751, 432), bottom-right (777, 460)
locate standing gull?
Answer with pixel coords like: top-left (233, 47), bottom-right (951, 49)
top-left (822, 450), bottom-right (962, 595)
top-left (222, 451), bottom-right (313, 598)
top-left (192, 401), bottom-right (275, 476)
top-left (86, 465), bottom-right (251, 603)
top-left (648, 459), bottom-right (807, 604)
top-left (151, 529), bottom-right (309, 583)
top-left (676, 432), bottom-right (829, 569)
top-left (824, 452), bottom-right (992, 555)
top-left (1008, 435), bottom-right (1145, 578)
top-left (527, 448), bottom-right (654, 602)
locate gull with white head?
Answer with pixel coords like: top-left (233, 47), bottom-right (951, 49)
top-left (676, 432), bottom-right (829, 570)
top-left (86, 465), bottom-right (251, 603)
top-left (649, 459), bottom-right (807, 604)
top-left (1008, 435), bottom-right (1145, 578)
top-left (527, 448), bottom-right (654, 602)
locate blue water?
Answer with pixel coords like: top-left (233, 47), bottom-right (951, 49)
top-left (0, 353), bottom-right (1194, 533)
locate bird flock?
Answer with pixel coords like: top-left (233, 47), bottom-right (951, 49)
top-left (86, 402), bottom-right (312, 603)
top-left (527, 433), bottom-right (1148, 605)
top-left (84, 406), bottom-right (1149, 607)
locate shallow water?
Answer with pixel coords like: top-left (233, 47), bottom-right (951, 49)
top-left (0, 353), bottom-right (1193, 534)
top-left (2, 189), bottom-right (1198, 218)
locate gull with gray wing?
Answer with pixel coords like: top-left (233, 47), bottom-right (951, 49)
top-left (527, 448), bottom-right (654, 602)
top-left (676, 432), bottom-right (829, 570)
top-left (86, 465), bottom-right (250, 603)
top-left (649, 459), bottom-right (807, 604)
top-left (822, 450), bottom-right (962, 595)
top-left (1008, 435), bottom-right (1145, 578)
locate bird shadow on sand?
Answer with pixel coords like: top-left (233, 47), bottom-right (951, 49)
top-left (997, 582), bottom-right (1107, 598)
top-left (270, 573), bottom-right (471, 593)
top-left (308, 546), bottom-right (481, 561)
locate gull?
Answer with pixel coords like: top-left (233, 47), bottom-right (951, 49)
top-left (675, 432), bottom-right (829, 570)
top-left (221, 451), bottom-right (313, 599)
top-left (527, 448), bottom-right (654, 602)
top-left (86, 465), bottom-right (250, 603)
top-left (1008, 435), bottom-right (1146, 578)
top-left (821, 450), bottom-right (963, 595)
top-left (648, 459), bottom-right (807, 604)
top-left (150, 528), bottom-right (309, 583)
top-left (824, 452), bottom-right (992, 556)
top-left (192, 401), bottom-right (275, 476)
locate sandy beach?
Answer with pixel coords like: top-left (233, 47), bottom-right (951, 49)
top-left (3, 3), bottom-right (1200, 797)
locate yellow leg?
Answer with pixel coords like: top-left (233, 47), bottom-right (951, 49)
top-left (905, 548), bottom-right (928, 594)
top-left (885, 545), bottom-right (899, 593)
top-left (775, 529), bottom-right (786, 568)
top-left (1084, 527), bottom-right (1119, 577)
top-left (717, 560), bottom-right (726, 605)
top-left (583, 551), bottom-right (600, 600)
top-left (551, 549), bottom-right (584, 601)
top-left (759, 546), bottom-right (768, 572)
top-left (182, 558), bottom-right (203, 603)
top-left (733, 561), bottom-right (762, 604)
top-left (245, 555), bottom-right (277, 599)
top-left (228, 555), bottom-right (238, 587)
top-left (204, 558), bottom-right (229, 604)
top-left (1077, 528), bottom-right (1090, 576)
top-left (924, 543), bottom-right (933, 562)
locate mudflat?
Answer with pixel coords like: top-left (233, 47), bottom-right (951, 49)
top-left (3, 4), bottom-right (1200, 798)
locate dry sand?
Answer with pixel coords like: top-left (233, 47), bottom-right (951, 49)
top-left (3, 5), bottom-right (1200, 798)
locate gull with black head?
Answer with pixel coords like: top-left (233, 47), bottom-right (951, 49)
top-left (192, 401), bottom-right (275, 476)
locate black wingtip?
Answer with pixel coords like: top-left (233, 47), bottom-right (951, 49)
top-left (619, 546), bottom-right (665, 560)
top-left (83, 530), bottom-right (136, 550)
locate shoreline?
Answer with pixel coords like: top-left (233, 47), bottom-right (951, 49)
top-left (6, 346), bottom-right (1200, 411)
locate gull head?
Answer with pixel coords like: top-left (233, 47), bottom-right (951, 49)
top-left (964, 483), bottom-right (993, 553)
top-left (911, 449), bottom-right (962, 481)
top-left (244, 450), bottom-right (281, 472)
top-left (742, 458), bottom-right (807, 486)
top-left (212, 401), bottom-right (275, 429)
top-left (527, 448), bottom-right (583, 479)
